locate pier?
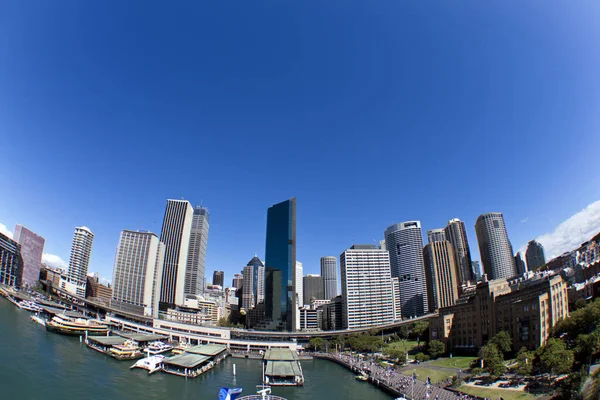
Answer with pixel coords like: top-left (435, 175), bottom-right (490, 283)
top-left (262, 348), bottom-right (304, 386)
top-left (162, 344), bottom-right (227, 378)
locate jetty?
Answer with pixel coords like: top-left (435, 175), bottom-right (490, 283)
top-left (162, 344), bottom-right (227, 378)
top-left (262, 348), bottom-right (304, 386)
top-left (86, 335), bottom-right (127, 354)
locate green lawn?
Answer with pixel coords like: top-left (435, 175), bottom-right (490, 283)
top-left (458, 384), bottom-right (536, 400)
top-left (401, 367), bottom-right (455, 383)
top-left (428, 356), bottom-right (477, 369)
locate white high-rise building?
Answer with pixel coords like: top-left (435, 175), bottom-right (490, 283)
top-left (384, 221), bottom-right (428, 318)
top-left (111, 230), bottom-right (165, 318)
top-left (320, 256), bottom-right (338, 300)
top-left (184, 206), bottom-right (209, 297)
top-left (67, 226), bottom-right (94, 297)
top-left (242, 256), bottom-right (266, 310)
top-left (340, 245), bottom-right (395, 329)
top-left (160, 199), bottom-right (194, 307)
top-left (295, 261), bottom-right (303, 328)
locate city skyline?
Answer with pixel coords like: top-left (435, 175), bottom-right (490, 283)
top-left (2, 2), bottom-right (599, 290)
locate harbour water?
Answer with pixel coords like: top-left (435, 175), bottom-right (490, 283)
top-left (0, 298), bottom-right (393, 400)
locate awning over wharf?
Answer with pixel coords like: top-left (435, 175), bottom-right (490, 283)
top-left (185, 344), bottom-right (227, 357)
top-left (163, 353), bottom-right (211, 369)
top-left (114, 332), bottom-right (168, 343)
top-left (86, 336), bottom-right (126, 346)
top-left (265, 361), bottom-right (302, 377)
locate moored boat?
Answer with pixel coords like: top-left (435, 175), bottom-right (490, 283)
top-left (143, 341), bottom-right (173, 355)
top-left (30, 314), bottom-right (46, 326)
top-left (45, 315), bottom-right (109, 336)
top-left (18, 300), bottom-right (43, 312)
top-left (110, 340), bottom-right (144, 360)
top-left (130, 355), bottom-right (165, 374)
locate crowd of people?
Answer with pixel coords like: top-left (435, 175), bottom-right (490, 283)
top-left (317, 352), bottom-right (481, 400)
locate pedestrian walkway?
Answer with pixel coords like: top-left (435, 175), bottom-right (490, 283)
top-left (315, 353), bottom-right (481, 400)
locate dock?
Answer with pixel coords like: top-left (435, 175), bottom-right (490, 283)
top-left (86, 335), bottom-right (127, 354)
top-left (161, 344), bottom-right (227, 378)
top-left (262, 348), bottom-right (304, 386)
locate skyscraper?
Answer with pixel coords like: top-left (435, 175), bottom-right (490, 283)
top-left (515, 252), bottom-right (527, 275)
top-left (213, 270), bottom-right (224, 287)
top-left (427, 229), bottom-right (446, 243)
top-left (320, 256), bottom-right (338, 300)
top-left (526, 240), bottom-right (546, 271)
top-left (13, 225), bottom-right (45, 288)
top-left (444, 218), bottom-right (474, 284)
top-left (232, 273), bottom-right (244, 290)
top-left (242, 255), bottom-right (265, 311)
top-left (0, 232), bottom-right (23, 288)
top-left (384, 221), bottom-right (428, 317)
top-left (340, 245), bottom-right (395, 329)
top-left (159, 199), bottom-right (194, 307)
top-left (67, 226), bottom-right (94, 297)
top-left (471, 261), bottom-right (481, 281)
top-left (475, 212), bottom-right (518, 280)
top-left (264, 198), bottom-right (297, 331)
top-left (184, 206), bottom-right (209, 297)
top-left (423, 241), bottom-right (459, 312)
top-left (111, 230), bottom-right (165, 318)
top-left (303, 274), bottom-right (324, 306)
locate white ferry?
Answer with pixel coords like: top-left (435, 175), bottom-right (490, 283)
top-left (130, 355), bottom-right (165, 374)
top-left (143, 341), bottom-right (173, 355)
top-left (45, 315), bottom-right (109, 336)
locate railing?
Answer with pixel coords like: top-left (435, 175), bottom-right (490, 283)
top-left (238, 396), bottom-right (287, 400)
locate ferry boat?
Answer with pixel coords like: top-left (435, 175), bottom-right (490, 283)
top-left (171, 341), bottom-right (193, 354)
top-left (110, 340), bottom-right (144, 360)
top-left (45, 315), bottom-right (109, 336)
top-left (231, 385), bottom-right (288, 400)
top-left (130, 355), bottom-right (165, 374)
top-left (143, 341), bottom-right (173, 355)
top-left (355, 373), bottom-right (368, 381)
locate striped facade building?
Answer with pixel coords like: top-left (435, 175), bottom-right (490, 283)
top-left (67, 226), bottom-right (94, 297)
top-left (384, 221), bottom-right (428, 318)
top-left (111, 230), bottom-right (165, 318)
top-left (184, 206), bottom-right (209, 297)
top-left (160, 199), bottom-right (194, 307)
top-left (340, 245), bottom-right (395, 329)
top-left (475, 212), bottom-right (517, 280)
top-left (423, 241), bottom-right (459, 312)
top-left (320, 256), bottom-right (338, 300)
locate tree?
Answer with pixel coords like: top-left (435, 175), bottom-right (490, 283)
top-left (489, 331), bottom-right (512, 354)
top-left (412, 321), bottom-right (429, 342)
top-left (415, 352), bottom-right (430, 362)
top-left (398, 325), bottom-right (410, 340)
top-left (479, 343), bottom-right (505, 379)
top-left (574, 298), bottom-right (588, 310)
top-left (331, 335), bottom-right (345, 351)
top-left (514, 346), bottom-right (533, 376)
top-left (575, 329), bottom-right (600, 366)
top-left (427, 340), bottom-right (445, 359)
top-left (384, 343), bottom-right (408, 364)
top-left (536, 338), bottom-right (574, 375)
top-left (309, 337), bottom-right (325, 352)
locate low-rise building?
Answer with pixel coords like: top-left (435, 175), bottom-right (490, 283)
top-left (85, 275), bottom-right (112, 306)
top-left (430, 273), bottom-right (569, 352)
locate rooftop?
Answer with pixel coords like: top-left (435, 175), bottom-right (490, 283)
top-left (185, 344), bottom-right (227, 356)
top-left (163, 353), bottom-right (210, 368)
top-left (86, 336), bottom-right (126, 346)
top-left (114, 332), bottom-right (168, 343)
top-left (265, 361), bottom-right (302, 377)
top-left (264, 348), bottom-right (298, 361)
top-left (41, 306), bottom-right (85, 319)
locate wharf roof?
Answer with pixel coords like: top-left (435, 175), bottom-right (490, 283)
top-left (12, 292), bottom-right (34, 301)
top-left (185, 344), bottom-right (227, 357)
top-left (163, 353), bottom-right (210, 368)
top-left (265, 361), bottom-right (302, 377)
top-left (87, 336), bottom-right (126, 346)
top-left (41, 306), bottom-right (85, 319)
top-left (114, 332), bottom-right (168, 343)
top-left (38, 299), bottom-right (67, 309)
top-left (264, 348), bottom-right (298, 361)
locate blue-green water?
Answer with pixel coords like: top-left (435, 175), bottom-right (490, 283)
top-left (0, 298), bottom-right (393, 399)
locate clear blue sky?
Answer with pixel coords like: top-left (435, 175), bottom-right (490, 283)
top-left (2, 1), bottom-right (600, 285)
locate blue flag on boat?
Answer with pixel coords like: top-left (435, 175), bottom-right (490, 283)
top-left (218, 387), bottom-right (243, 400)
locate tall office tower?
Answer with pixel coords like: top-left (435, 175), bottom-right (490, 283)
top-left (303, 274), bottom-right (324, 305)
top-left (444, 218), bottom-right (474, 284)
top-left (423, 241), bottom-right (459, 312)
top-left (320, 256), bottom-right (338, 300)
top-left (0, 232), bottom-right (23, 287)
top-left (515, 252), bottom-right (527, 275)
top-left (13, 225), bottom-right (45, 288)
top-left (67, 226), bottom-right (94, 297)
top-left (159, 199), bottom-right (194, 307)
top-left (242, 265), bottom-right (255, 310)
top-left (265, 198), bottom-right (297, 331)
top-left (232, 273), bottom-right (244, 290)
top-left (111, 230), bottom-right (165, 318)
top-left (475, 212), bottom-right (518, 280)
top-left (184, 206), bottom-right (209, 297)
top-left (427, 229), bottom-right (446, 244)
top-left (213, 271), bottom-right (224, 287)
top-left (384, 221), bottom-right (428, 318)
top-left (340, 245), bottom-right (395, 329)
top-left (392, 277), bottom-right (401, 320)
top-left (242, 256), bottom-right (266, 310)
top-left (526, 240), bottom-right (546, 271)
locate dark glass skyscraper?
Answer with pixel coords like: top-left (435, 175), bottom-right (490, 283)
top-left (526, 240), bottom-right (546, 271)
top-left (264, 198), bottom-right (297, 331)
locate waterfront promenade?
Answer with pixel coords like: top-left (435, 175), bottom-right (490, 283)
top-left (314, 353), bottom-right (480, 400)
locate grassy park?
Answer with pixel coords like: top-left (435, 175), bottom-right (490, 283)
top-left (401, 367), bottom-right (455, 383)
top-left (458, 384), bottom-right (536, 400)
top-left (428, 356), bottom-right (477, 369)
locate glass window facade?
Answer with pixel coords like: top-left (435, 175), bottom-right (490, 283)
top-left (264, 198), bottom-right (296, 331)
